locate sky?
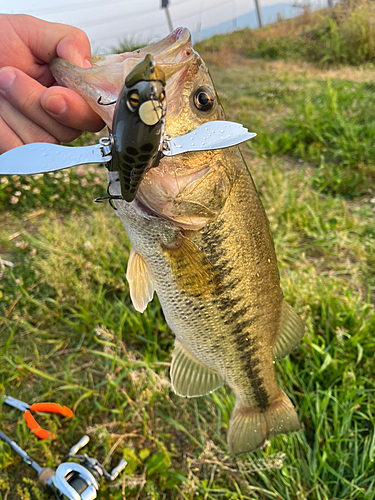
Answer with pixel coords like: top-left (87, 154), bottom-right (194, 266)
top-left (1, 0), bottom-right (315, 52)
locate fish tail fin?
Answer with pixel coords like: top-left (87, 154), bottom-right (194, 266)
top-left (227, 391), bottom-right (300, 455)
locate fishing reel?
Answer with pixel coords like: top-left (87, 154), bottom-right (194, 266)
top-left (38, 435), bottom-right (127, 500)
top-left (46, 435), bottom-right (127, 500)
top-left (0, 429), bottom-right (126, 500)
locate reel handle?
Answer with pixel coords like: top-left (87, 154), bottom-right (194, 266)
top-left (109, 458), bottom-right (127, 481)
top-left (68, 435), bottom-right (90, 457)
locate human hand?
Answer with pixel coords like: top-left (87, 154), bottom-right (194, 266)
top-left (0, 14), bottom-right (105, 154)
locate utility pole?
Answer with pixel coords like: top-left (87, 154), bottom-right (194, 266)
top-left (195, 22), bottom-right (202, 44)
top-left (232, 0), bottom-right (237, 30)
top-left (254, 0), bottom-right (263, 28)
top-left (161, 0), bottom-right (174, 33)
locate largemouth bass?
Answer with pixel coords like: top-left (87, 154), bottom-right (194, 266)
top-left (51, 28), bottom-right (304, 454)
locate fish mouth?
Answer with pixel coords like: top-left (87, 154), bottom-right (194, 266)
top-left (131, 186), bottom-right (210, 231)
top-left (110, 169), bottom-right (210, 231)
top-left (131, 197), bottom-right (162, 220)
top-left (51, 28), bottom-right (212, 228)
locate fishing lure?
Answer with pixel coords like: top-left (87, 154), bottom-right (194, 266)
top-left (99, 54), bottom-right (166, 202)
top-left (0, 53), bottom-right (255, 207)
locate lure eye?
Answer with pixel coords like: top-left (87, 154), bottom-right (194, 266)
top-left (159, 91), bottom-right (165, 104)
top-left (127, 91), bottom-right (140, 111)
top-left (193, 86), bottom-right (214, 112)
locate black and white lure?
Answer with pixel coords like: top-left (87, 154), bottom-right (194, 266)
top-left (99, 54), bottom-right (166, 202)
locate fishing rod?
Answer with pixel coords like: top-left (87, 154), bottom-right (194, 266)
top-left (0, 430), bottom-right (127, 500)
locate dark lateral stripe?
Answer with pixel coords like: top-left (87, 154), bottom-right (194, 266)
top-left (238, 339), bottom-right (270, 409)
top-left (230, 319), bottom-right (270, 409)
top-left (231, 318), bottom-right (254, 335)
top-left (217, 296), bottom-right (242, 312)
top-left (238, 345), bottom-right (257, 359)
top-left (201, 224), bottom-right (223, 239)
top-left (225, 277), bottom-right (242, 289)
top-left (213, 261), bottom-right (233, 277)
top-left (209, 246), bottom-right (225, 260)
top-left (236, 332), bottom-right (257, 353)
top-left (223, 307), bottom-right (248, 325)
top-left (199, 225), bottom-right (270, 408)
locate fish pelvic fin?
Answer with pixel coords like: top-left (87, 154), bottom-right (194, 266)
top-left (273, 300), bottom-right (305, 360)
top-left (126, 250), bottom-right (155, 313)
top-left (171, 339), bottom-right (223, 397)
top-left (227, 391), bottom-right (300, 455)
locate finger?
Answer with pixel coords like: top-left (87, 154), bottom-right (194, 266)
top-left (12, 15), bottom-right (92, 68)
top-left (0, 115), bottom-right (23, 154)
top-left (0, 67), bottom-right (82, 143)
top-left (2, 15), bottom-right (92, 87)
top-left (41, 87), bottom-right (105, 132)
top-left (56, 31), bottom-right (92, 68)
top-left (0, 93), bottom-right (59, 145)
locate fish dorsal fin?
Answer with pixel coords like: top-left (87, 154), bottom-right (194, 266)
top-left (273, 300), bottom-right (305, 360)
top-left (171, 339), bottom-right (223, 397)
top-left (126, 249), bottom-right (155, 313)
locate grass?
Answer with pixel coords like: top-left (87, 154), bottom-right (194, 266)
top-left (204, 60), bottom-right (375, 197)
top-left (197, 0), bottom-right (375, 66)
top-left (1, 7), bottom-right (375, 500)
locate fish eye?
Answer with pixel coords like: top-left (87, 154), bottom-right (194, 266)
top-left (193, 86), bottom-right (214, 112)
top-left (127, 91), bottom-right (140, 111)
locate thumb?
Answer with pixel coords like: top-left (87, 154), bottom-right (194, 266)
top-left (23, 15), bottom-right (92, 68)
top-left (56, 31), bottom-right (92, 69)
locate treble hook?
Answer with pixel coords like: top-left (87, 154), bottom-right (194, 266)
top-left (94, 180), bottom-right (122, 210)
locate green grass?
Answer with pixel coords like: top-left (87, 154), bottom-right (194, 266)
top-left (207, 62), bottom-right (375, 197)
top-left (1, 18), bottom-right (375, 500)
top-left (197, 0), bottom-right (375, 66)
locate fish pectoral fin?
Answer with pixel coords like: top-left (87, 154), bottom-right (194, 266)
top-left (162, 234), bottom-right (222, 299)
top-left (126, 250), bottom-right (155, 313)
top-left (273, 300), bottom-right (305, 360)
top-left (227, 391), bottom-right (300, 455)
top-left (171, 339), bottom-right (223, 397)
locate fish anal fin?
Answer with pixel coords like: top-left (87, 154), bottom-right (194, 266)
top-left (227, 391), bottom-right (300, 455)
top-left (162, 234), bottom-right (222, 298)
top-left (126, 249), bottom-right (154, 313)
top-left (273, 300), bottom-right (305, 360)
top-left (171, 339), bottom-right (223, 397)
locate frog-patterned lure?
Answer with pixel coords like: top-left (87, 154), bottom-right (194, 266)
top-left (107, 54), bottom-right (166, 202)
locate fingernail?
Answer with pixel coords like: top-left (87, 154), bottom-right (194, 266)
top-left (43, 95), bottom-right (67, 116)
top-left (0, 69), bottom-right (16, 92)
top-left (83, 58), bottom-right (92, 69)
